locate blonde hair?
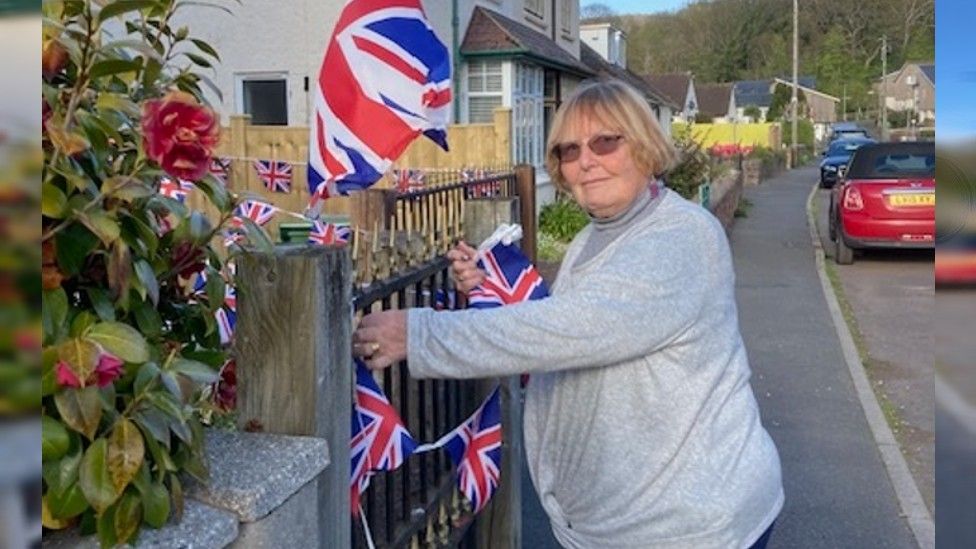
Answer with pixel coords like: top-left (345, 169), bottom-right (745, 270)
top-left (545, 78), bottom-right (677, 191)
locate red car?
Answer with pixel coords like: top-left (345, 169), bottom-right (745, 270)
top-left (829, 142), bottom-right (935, 264)
top-left (936, 233), bottom-right (976, 285)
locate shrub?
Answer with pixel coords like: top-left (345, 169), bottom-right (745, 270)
top-left (539, 196), bottom-right (589, 243)
top-left (665, 132), bottom-right (710, 200)
top-left (41, 1), bottom-right (265, 545)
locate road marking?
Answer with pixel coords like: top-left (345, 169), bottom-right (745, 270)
top-left (806, 182), bottom-right (934, 549)
top-left (936, 374), bottom-right (976, 438)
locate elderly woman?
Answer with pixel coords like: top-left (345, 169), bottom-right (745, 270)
top-left (354, 78), bottom-right (783, 548)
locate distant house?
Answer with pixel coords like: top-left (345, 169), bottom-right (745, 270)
top-left (874, 62), bottom-right (935, 124)
top-left (578, 23), bottom-right (677, 136)
top-left (734, 76), bottom-right (816, 121)
top-left (770, 78), bottom-right (840, 126)
top-left (643, 72), bottom-right (699, 122)
top-left (695, 83), bottom-right (737, 122)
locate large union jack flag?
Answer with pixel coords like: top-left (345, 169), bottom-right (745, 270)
top-left (350, 404), bottom-right (374, 516)
top-left (253, 160), bottom-right (293, 193)
top-left (351, 359), bottom-right (416, 501)
top-left (308, 0), bottom-right (451, 201)
top-left (159, 177), bottom-right (194, 203)
top-left (468, 241), bottom-right (549, 308)
top-left (443, 387), bottom-right (502, 513)
top-left (308, 221), bottom-right (351, 245)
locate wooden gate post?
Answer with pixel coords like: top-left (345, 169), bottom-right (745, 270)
top-left (513, 165), bottom-right (537, 263)
top-left (235, 244), bottom-right (353, 549)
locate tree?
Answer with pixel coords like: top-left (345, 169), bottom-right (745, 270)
top-left (767, 83), bottom-right (806, 120)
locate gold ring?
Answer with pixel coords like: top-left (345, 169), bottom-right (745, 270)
top-left (369, 342), bottom-right (380, 354)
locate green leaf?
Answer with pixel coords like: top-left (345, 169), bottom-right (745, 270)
top-left (42, 287), bottom-right (68, 344)
top-left (187, 211), bottom-right (212, 244)
top-left (190, 38), bottom-right (220, 60)
top-left (96, 93), bottom-right (140, 119)
top-left (135, 409), bottom-right (171, 449)
top-left (107, 419), bottom-right (144, 495)
top-left (133, 362), bottom-right (160, 395)
top-left (89, 58), bottom-right (142, 79)
top-left (79, 210), bottom-right (121, 246)
top-left (114, 490), bottom-right (143, 544)
top-left (108, 240), bottom-right (133, 304)
top-left (240, 216), bottom-right (274, 253)
top-left (70, 311), bottom-right (98, 337)
top-left (55, 222), bottom-right (100, 277)
top-left (95, 500), bottom-right (118, 547)
top-left (145, 390), bottom-right (183, 420)
top-left (42, 347), bottom-right (59, 396)
top-left (79, 438), bottom-right (120, 514)
top-left (159, 371), bottom-right (182, 400)
top-left (54, 386), bottom-right (103, 440)
top-left (42, 433), bottom-right (82, 495)
top-left (41, 495), bottom-right (72, 530)
top-left (133, 301), bottom-right (163, 337)
top-left (204, 268), bottom-right (225, 311)
top-left (57, 337), bottom-right (101, 387)
top-left (141, 482), bottom-right (170, 528)
top-left (120, 212), bottom-right (159, 257)
top-left (195, 174), bottom-right (229, 210)
top-left (42, 182), bottom-right (68, 218)
top-left (103, 176), bottom-right (153, 202)
top-left (45, 482), bottom-right (90, 520)
top-left (133, 260), bottom-right (159, 306)
top-left (169, 473), bottom-right (184, 521)
top-left (87, 321), bottom-right (149, 363)
top-left (183, 52), bottom-right (212, 68)
top-left (171, 358), bottom-right (218, 384)
top-left (86, 287), bottom-right (116, 322)
top-left (96, 0), bottom-right (157, 25)
top-left (43, 415), bottom-right (71, 461)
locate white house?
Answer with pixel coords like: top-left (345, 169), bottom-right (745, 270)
top-left (171, 0), bottom-right (593, 206)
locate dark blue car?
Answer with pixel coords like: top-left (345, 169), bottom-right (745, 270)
top-left (819, 137), bottom-right (875, 188)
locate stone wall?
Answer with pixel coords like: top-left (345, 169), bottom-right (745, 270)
top-left (707, 169), bottom-right (743, 233)
top-left (43, 430), bottom-right (329, 549)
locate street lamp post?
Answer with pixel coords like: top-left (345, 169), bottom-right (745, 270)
top-left (791, 0), bottom-right (798, 167)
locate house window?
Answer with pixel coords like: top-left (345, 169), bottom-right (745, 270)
top-left (560, 1), bottom-right (572, 34)
top-left (525, 0), bottom-right (544, 18)
top-left (543, 69), bottom-right (559, 146)
top-left (237, 74), bottom-right (288, 125)
top-left (466, 60), bottom-right (504, 123)
top-left (514, 63), bottom-right (544, 167)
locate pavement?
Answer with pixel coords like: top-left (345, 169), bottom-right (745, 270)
top-left (522, 167), bottom-right (924, 548)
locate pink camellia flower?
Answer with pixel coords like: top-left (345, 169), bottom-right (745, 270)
top-left (54, 352), bottom-right (125, 388)
top-left (94, 353), bottom-right (125, 387)
top-left (55, 360), bottom-right (82, 388)
top-left (141, 90), bottom-right (219, 181)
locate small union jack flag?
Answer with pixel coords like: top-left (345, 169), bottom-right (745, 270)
top-left (159, 177), bottom-right (194, 202)
top-left (433, 288), bottom-right (456, 310)
top-left (353, 359), bottom-right (417, 473)
top-left (350, 404), bottom-right (374, 516)
top-left (210, 157), bottom-right (231, 185)
top-left (254, 160), bottom-right (293, 193)
top-left (233, 200), bottom-right (277, 227)
top-left (468, 241), bottom-right (549, 308)
top-left (307, 221), bottom-right (351, 245)
top-left (216, 284), bottom-right (236, 345)
top-left (462, 168), bottom-right (499, 198)
top-left (394, 168), bottom-right (426, 194)
top-left (443, 387), bottom-right (502, 513)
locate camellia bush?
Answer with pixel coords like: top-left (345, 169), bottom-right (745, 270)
top-left (41, 1), bottom-right (268, 545)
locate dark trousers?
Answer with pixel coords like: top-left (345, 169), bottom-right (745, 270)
top-left (748, 522), bottom-right (776, 549)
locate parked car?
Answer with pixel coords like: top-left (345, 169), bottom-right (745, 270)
top-left (828, 142), bottom-right (935, 264)
top-left (819, 137), bottom-right (875, 188)
top-left (936, 232), bottom-right (976, 286)
top-left (828, 122), bottom-right (871, 142)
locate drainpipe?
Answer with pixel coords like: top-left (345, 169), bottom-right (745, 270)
top-left (452, 0), bottom-right (460, 122)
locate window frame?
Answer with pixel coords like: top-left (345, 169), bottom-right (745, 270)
top-left (234, 72), bottom-right (289, 126)
top-left (463, 60), bottom-right (506, 124)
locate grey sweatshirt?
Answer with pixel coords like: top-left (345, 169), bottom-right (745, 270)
top-left (407, 189), bottom-right (784, 548)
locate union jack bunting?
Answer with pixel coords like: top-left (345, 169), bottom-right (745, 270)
top-left (350, 404), bottom-right (374, 516)
top-left (158, 177), bottom-right (194, 202)
top-left (210, 157), bottom-right (231, 185)
top-left (253, 159), bottom-right (293, 193)
top-left (307, 0), bottom-right (452, 201)
top-left (394, 168), bottom-right (425, 194)
top-left (233, 200), bottom-right (277, 227)
top-left (461, 168), bottom-right (499, 198)
top-left (353, 359), bottom-right (417, 474)
top-left (216, 284), bottom-right (236, 345)
top-left (443, 387), bottom-right (503, 513)
top-left (468, 241), bottom-right (549, 308)
top-left (307, 221), bottom-right (351, 245)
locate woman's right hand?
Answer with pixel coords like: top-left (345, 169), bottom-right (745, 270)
top-left (446, 241), bottom-right (486, 294)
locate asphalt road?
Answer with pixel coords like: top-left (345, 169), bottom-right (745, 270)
top-left (812, 185), bottom-right (935, 514)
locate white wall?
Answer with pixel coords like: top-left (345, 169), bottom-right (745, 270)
top-left (0, 16), bottom-right (41, 139)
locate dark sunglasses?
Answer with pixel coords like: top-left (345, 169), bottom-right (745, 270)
top-left (551, 134), bottom-right (625, 163)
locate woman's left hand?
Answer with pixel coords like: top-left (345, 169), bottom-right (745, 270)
top-left (352, 310), bottom-right (408, 370)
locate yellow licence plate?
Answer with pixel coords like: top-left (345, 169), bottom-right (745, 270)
top-left (888, 193), bottom-right (935, 207)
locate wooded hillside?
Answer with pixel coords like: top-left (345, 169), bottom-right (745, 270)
top-left (583, 0), bottom-right (934, 117)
